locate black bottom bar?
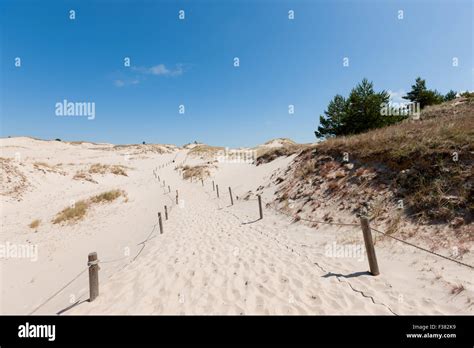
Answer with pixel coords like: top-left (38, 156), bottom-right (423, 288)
top-left (0, 315), bottom-right (472, 346)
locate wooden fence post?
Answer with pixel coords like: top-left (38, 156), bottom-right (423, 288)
top-left (88, 252), bottom-right (99, 302)
top-left (212, 181), bottom-right (215, 191)
top-left (201, 178), bottom-right (204, 186)
top-left (360, 216), bottom-right (380, 276)
top-left (258, 195), bottom-right (263, 220)
top-left (229, 187), bottom-right (234, 205)
top-left (168, 185), bottom-right (171, 193)
top-left (164, 205), bottom-right (168, 220)
top-left (158, 175), bottom-right (160, 182)
top-left (216, 184), bottom-right (219, 198)
top-left (176, 190), bottom-right (179, 205)
top-left (158, 212), bottom-right (164, 234)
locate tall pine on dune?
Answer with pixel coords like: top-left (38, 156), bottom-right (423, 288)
top-left (402, 77), bottom-right (445, 108)
top-left (316, 79), bottom-right (402, 138)
top-left (315, 94), bottom-right (349, 138)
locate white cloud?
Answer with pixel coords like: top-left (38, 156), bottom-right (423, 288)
top-left (133, 64), bottom-right (184, 76)
top-left (113, 63), bottom-right (184, 87)
top-left (114, 80), bottom-right (125, 87)
top-left (388, 89), bottom-right (406, 103)
top-left (149, 64), bottom-right (170, 75)
top-left (114, 78), bottom-right (140, 87)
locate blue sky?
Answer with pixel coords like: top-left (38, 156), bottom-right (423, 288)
top-left (1, 0), bottom-right (472, 147)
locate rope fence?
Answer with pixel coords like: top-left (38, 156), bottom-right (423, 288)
top-left (28, 157), bottom-right (180, 315)
top-left (191, 175), bottom-right (473, 271)
top-left (30, 153), bottom-right (472, 315)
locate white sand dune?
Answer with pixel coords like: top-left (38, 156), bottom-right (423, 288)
top-left (1, 137), bottom-right (472, 315)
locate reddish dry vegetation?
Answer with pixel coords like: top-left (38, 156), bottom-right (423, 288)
top-left (0, 157), bottom-right (28, 198)
top-left (272, 97), bottom-right (473, 241)
top-left (256, 144), bottom-right (308, 165)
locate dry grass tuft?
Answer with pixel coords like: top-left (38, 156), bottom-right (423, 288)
top-left (73, 171), bottom-right (97, 183)
top-left (294, 159), bottom-right (315, 180)
top-left (179, 164), bottom-right (211, 180)
top-left (0, 157), bottom-right (29, 198)
top-left (52, 190), bottom-right (126, 224)
top-left (90, 189), bottom-right (124, 203)
top-left (33, 162), bottom-right (65, 175)
top-left (263, 138), bottom-right (296, 146)
top-left (112, 143), bottom-right (172, 155)
top-left (451, 283), bottom-right (465, 295)
top-left (29, 219), bottom-right (40, 229)
top-left (256, 144), bottom-right (309, 165)
top-left (385, 213), bottom-right (402, 235)
top-left (369, 197), bottom-right (386, 220)
top-left (188, 145), bottom-right (224, 159)
top-left (89, 164), bottom-right (129, 176)
top-left (33, 162), bottom-right (52, 168)
top-left (52, 201), bottom-right (89, 224)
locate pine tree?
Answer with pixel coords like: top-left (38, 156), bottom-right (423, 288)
top-left (316, 79), bottom-right (398, 138)
top-left (444, 90), bottom-right (457, 101)
top-left (344, 78), bottom-right (391, 135)
top-left (315, 95), bottom-right (348, 138)
top-left (403, 77), bottom-right (444, 108)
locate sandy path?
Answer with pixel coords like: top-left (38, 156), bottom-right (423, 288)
top-left (2, 140), bottom-right (471, 315)
top-left (69, 165), bottom-right (394, 315)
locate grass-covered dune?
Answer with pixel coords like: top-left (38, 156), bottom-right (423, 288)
top-left (275, 97), bottom-right (473, 230)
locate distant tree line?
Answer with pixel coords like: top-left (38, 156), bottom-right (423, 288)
top-left (315, 77), bottom-right (461, 139)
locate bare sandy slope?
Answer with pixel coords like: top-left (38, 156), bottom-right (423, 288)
top-left (1, 137), bottom-right (473, 315)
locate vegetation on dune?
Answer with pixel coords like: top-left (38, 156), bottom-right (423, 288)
top-left (302, 76), bottom-right (472, 226)
top-left (315, 77), bottom-right (462, 139)
top-left (287, 96), bottom-right (473, 226)
top-left (90, 189), bottom-right (124, 203)
top-left (188, 145), bottom-right (224, 158)
top-left (402, 77), bottom-right (458, 108)
top-left (88, 163), bottom-right (128, 176)
top-left (0, 157), bottom-right (29, 198)
top-left (315, 79), bottom-right (405, 138)
top-left (29, 219), bottom-right (41, 229)
top-left (52, 189), bottom-right (126, 224)
top-left (33, 161), bottom-right (64, 174)
top-left (52, 201), bottom-right (89, 224)
top-left (73, 171), bottom-right (97, 183)
top-left (112, 143), bottom-right (172, 155)
top-left (73, 163), bottom-right (129, 183)
top-left (177, 164), bottom-right (212, 180)
top-left (256, 144), bottom-right (309, 165)
top-left (33, 162), bottom-right (52, 168)
top-left (263, 138), bottom-right (295, 146)
top-left (317, 102), bottom-right (473, 164)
